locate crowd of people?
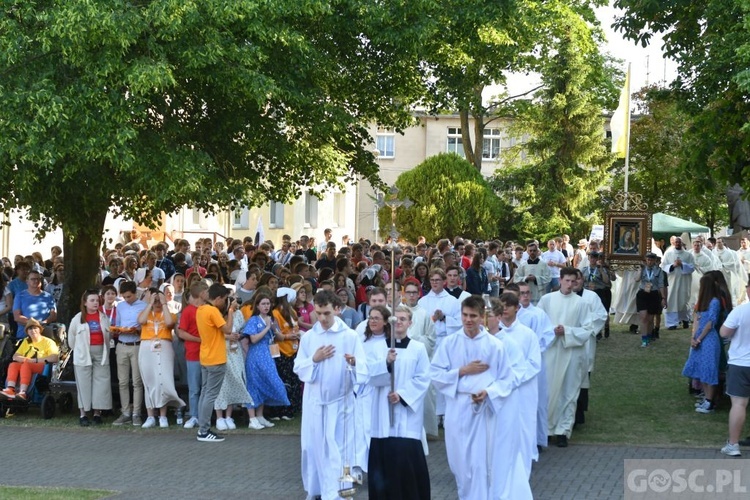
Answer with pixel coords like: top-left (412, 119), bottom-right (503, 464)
top-left (1, 230), bottom-right (749, 497)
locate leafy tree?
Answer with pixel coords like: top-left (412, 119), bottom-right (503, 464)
top-left (613, 0), bottom-right (750, 190)
top-left (0, 0), bottom-right (430, 321)
top-left (380, 154), bottom-right (509, 242)
top-left (421, 0), bottom-right (618, 172)
top-left (606, 87), bottom-right (728, 235)
top-left (490, 12), bottom-right (615, 241)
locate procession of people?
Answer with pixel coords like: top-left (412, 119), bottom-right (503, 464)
top-left (1, 230), bottom-right (749, 498)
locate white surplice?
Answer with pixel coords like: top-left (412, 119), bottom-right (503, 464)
top-left (613, 269), bottom-right (640, 325)
top-left (353, 331), bottom-right (387, 472)
top-left (418, 289), bottom-right (461, 415)
top-left (538, 291), bottom-right (591, 438)
top-left (293, 317), bottom-right (368, 500)
top-left (517, 303), bottom-right (555, 448)
top-left (431, 328), bottom-right (528, 500)
top-left (404, 302), bottom-right (438, 437)
top-left (513, 260), bottom-right (551, 305)
top-left (496, 320), bottom-right (541, 476)
top-left (690, 248), bottom-right (720, 310)
top-left (578, 289), bottom-right (608, 387)
top-left (369, 337), bottom-right (431, 440)
top-left (661, 248), bottom-right (695, 326)
top-left (714, 247), bottom-right (748, 307)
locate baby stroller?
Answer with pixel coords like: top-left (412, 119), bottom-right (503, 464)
top-left (0, 323), bottom-right (72, 419)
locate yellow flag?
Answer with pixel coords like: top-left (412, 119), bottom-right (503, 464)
top-left (610, 64), bottom-right (631, 158)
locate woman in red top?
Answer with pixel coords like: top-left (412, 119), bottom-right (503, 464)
top-left (69, 289), bottom-right (113, 426)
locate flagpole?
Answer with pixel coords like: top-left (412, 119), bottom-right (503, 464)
top-left (622, 63), bottom-right (632, 210)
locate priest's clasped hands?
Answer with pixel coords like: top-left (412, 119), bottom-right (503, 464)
top-left (553, 325), bottom-right (566, 336)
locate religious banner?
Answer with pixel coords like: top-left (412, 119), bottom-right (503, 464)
top-left (603, 192), bottom-right (652, 268)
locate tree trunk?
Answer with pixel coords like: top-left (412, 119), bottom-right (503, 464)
top-left (59, 210), bottom-right (108, 325)
top-left (459, 108), bottom-right (477, 168)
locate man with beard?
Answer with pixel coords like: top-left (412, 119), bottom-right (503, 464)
top-left (513, 242), bottom-right (550, 306)
top-left (661, 237), bottom-right (695, 330)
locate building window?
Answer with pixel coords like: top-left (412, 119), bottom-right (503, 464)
top-left (233, 207), bottom-right (249, 229)
top-left (447, 127), bottom-right (465, 157)
top-left (482, 128), bottom-right (501, 160)
top-left (305, 192), bottom-right (318, 229)
top-left (333, 192), bottom-right (346, 227)
top-left (269, 201), bottom-right (284, 229)
top-left (376, 130), bottom-right (395, 158)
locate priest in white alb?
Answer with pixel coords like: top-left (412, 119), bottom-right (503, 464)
top-left (714, 237), bottom-right (748, 307)
top-left (661, 237), bottom-right (695, 329)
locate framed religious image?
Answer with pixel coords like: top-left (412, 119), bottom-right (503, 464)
top-left (603, 211), bottom-right (651, 266)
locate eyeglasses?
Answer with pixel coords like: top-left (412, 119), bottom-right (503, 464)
top-left (519, 291), bottom-right (531, 295)
top-left (405, 290), bottom-right (420, 295)
top-left (368, 316), bottom-right (384, 321)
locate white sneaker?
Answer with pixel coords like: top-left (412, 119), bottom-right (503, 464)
top-left (721, 442), bottom-right (742, 457)
top-left (216, 417), bottom-right (228, 431)
top-left (159, 416), bottom-right (169, 428)
top-left (141, 416), bottom-right (156, 429)
top-left (248, 417), bottom-right (264, 430)
top-left (183, 417), bottom-right (198, 429)
top-left (257, 416), bottom-right (275, 428)
top-left (225, 417), bottom-right (236, 430)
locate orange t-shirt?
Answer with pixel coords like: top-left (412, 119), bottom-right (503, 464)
top-left (139, 311), bottom-right (176, 341)
top-left (196, 304), bottom-right (227, 366)
top-left (273, 308), bottom-right (299, 358)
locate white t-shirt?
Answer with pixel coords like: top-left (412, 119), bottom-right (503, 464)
top-left (541, 249), bottom-right (567, 279)
top-left (724, 302), bottom-right (750, 367)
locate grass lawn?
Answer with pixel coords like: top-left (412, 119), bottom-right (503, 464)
top-left (0, 321), bottom-right (734, 447)
top-left (574, 321), bottom-right (730, 447)
top-left (0, 486), bottom-right (115, 499)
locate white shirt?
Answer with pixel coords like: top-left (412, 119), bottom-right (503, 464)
top-left (724, 303), bottom-right (750, 367)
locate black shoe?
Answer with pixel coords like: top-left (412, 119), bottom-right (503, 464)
top-left (629, 324), bottom-right (638, 333)
top-left (557, 435), bottom-right (568, 448)
top-left (739, 436), bottom-right (750, 446)
top-left (682, 320), bottom-right (690, 329)
top-left (668, 326), bottom-right (677, 330)
top-left (93, 414), bottom-right (103, 425)
top-left (653, 327), bottom-right (660, 339)
top-left (596, 333), bottom-right (602, 340)
top-left (79, 416), bottom-right (90, 427)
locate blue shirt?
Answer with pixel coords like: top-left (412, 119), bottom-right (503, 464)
top-left (115, 299), bottom-right (147, 343)
top-left (13, 290), bottom-right (56, 338)
top-left (7, 278), bottom-right (28, 299)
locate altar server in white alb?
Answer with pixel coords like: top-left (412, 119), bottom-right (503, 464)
top-left (538, 267), bottom-right (600, 448)
top-left (494, 293), bottom-right (541, 477)
top-left (509, 281), bottom-right (555, 451)
top-left (482, 296), bottom-right (533, 500)
top-left (418, 268), bottom-right (461, 419)
top-left (367, 305), bottom-right (431, 500)
top-left (430, 296), bottom-right (517, 500)
top-left (661, 237), bottom-right (695, 329)
top-left (293, 291), bottom-right (368, 500)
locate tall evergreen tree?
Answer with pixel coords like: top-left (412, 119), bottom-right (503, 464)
top-left (492, 13), bottom-right (615, 240)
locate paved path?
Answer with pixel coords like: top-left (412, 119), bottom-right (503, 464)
top-left (0, 426), bottom-right (727, 499)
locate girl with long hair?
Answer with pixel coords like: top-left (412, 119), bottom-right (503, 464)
top-left (682, 275), bottom-right (723, 414)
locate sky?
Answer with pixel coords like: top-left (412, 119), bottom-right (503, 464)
top-left (495, 3), bottom-right (678, 104)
